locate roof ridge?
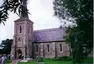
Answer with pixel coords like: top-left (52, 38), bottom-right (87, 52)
top-left (34, 28), bottom-right (65, 32)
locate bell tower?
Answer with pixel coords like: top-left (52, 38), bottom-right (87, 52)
top-left (11, 0), bottom-right (33, 59)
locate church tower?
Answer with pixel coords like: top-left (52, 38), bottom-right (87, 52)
top-left (11, 0), bottom-right (33, 59)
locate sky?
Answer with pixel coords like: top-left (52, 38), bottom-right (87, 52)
top-left (0, 0), bottom-right (73, 44)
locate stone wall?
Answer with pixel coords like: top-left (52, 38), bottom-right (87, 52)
top-left (55, 42), bottom-right (70, 57)
top-left (33, 41), bottom-right (70, 58)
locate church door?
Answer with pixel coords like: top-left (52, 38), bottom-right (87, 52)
top-left (17, 49), bottom-right (22, 59)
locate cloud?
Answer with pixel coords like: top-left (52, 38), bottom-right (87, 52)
top-left (0, 24), bottom-right (6, 43)
top-left (28, 0), bottom-right (60, 30)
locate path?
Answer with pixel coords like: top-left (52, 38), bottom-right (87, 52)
top-left (11, 59), bottom-right (21, 64)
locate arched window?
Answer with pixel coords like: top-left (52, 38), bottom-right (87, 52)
top-left (60, 44), bottom-right (62, 51)
top-left (18, 37), bottom-right (21, 41)
top-left (47, 44), bottom-right (49, 52)
top-left (28, 27), bottom-right (31, 33)
top-left (36, 45), bottom-right (38, 52)
top-left (20, 26), bottom-right (22, 33)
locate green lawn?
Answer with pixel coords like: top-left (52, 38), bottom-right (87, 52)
top-left (18, 59), bottom-right (72, 64)
top-left (83, 57), bottom-right (93, 64)
top-left (18, 57), bottom-right (93, 64)
top-left (5, 57), bottom-right (93, 64)
top-left (5, 60), bottom-right (12, 64)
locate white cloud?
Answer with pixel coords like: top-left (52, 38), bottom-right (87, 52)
top-left (0, 24), bottom-right (6, 43)
top-left (28, 0), bottom-right (60, 30)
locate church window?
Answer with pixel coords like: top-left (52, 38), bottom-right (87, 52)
top-left (60, 44), bottom-right (62, 51)
top-left (36, 45), bottom-right (38, 52)
top-left (20, 26), bottom-right (22, 33)
top-left (18, 37), bottom-right (21, 41)
top-left (47, 44), bottom-right (49, 52)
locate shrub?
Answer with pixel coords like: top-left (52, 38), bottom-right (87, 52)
top-left (56, 56), bottom-right (71, 61)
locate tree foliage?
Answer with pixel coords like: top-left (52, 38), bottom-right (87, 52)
top-left (0, 0), bottom-right (28, 24)
top-left (53, 0), bottom-right (93, 64)
top-left (0, 39), bottom-right (13, 54)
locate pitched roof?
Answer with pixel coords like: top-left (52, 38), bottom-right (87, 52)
top-left (33, 28), bottom-right (67, 43)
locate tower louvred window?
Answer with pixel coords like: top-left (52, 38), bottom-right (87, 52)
top-left (20, 25), bottom-right (22, 33)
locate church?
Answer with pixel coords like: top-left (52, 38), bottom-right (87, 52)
top-left (10, 18), bottom-right (70, 59)
top-left (10, 0), bottom-right (70, 59)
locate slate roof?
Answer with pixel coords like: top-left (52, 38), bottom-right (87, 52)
top-left (33, 28), bottom-right (67, 43)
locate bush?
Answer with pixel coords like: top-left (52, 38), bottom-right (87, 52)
top-left (56, 56), bottom-right (71, 61)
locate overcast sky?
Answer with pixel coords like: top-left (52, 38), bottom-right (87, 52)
top-left (0, 0), bottom-right (74, 44)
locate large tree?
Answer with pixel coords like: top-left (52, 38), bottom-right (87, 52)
top-left (0, 39), bottom-right (13, 54)
top-left (53, 0), bottom-right (93, 64)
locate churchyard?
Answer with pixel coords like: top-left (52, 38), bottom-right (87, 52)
top-left (0, 0), bottom-right (92, 64)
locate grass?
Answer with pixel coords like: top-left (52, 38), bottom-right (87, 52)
top-left (83, 57), bottom-right (93, 64)
top-left (6, 57), bottom-right (93, 64)
top-left (5, 60), bottom-right (12, 64)
top-left (44, 59), bottom-right (72, 64)
top-left (18, 57), bottom-right (93, 64)
top-left (18, 59), bottom-right (72, 64)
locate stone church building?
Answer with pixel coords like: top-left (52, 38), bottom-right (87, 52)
top-left (11, 18), bottom-right (70, 59)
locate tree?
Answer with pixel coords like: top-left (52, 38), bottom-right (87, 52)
top-left (53, 0), bottom-right (93, 64)
top-left (0, 39), bottom-right (13, 54)
top-left (0, 0), bottom-right (28, 24)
